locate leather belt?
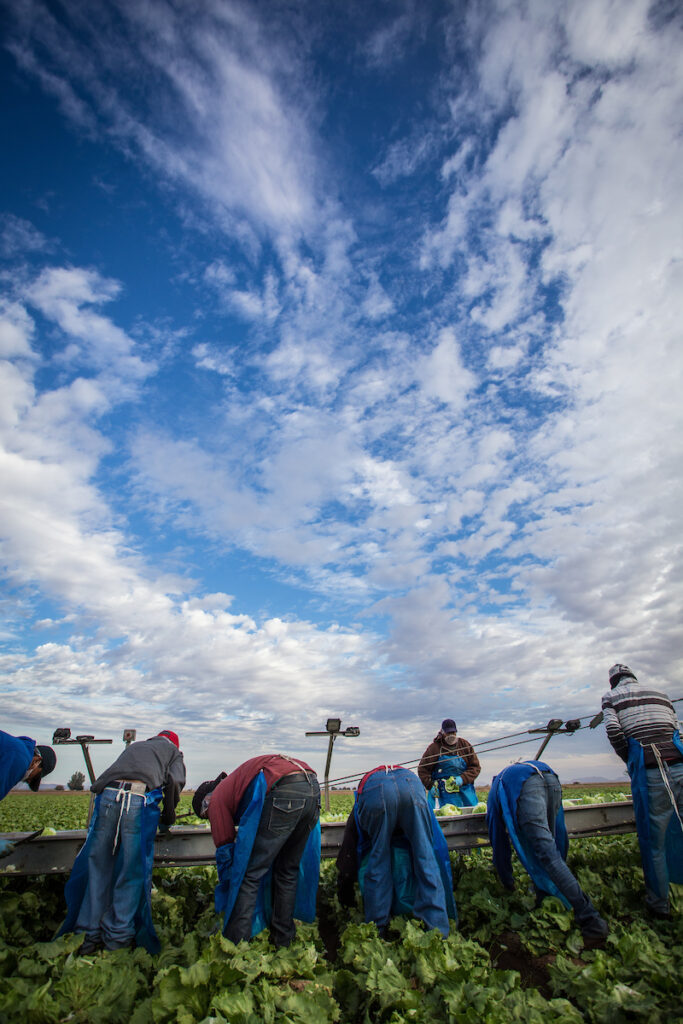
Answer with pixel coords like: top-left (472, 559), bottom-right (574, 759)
top-left (107, 780), bottom-right (147, 795)
top-left (273, 771), bottom-right (311, 786)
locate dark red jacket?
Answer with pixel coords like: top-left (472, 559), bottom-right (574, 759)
top-left (207, 754), bottom-right (315, 846)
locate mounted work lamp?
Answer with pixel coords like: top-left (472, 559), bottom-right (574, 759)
top-left (305, 717), bottom-right (360, 811)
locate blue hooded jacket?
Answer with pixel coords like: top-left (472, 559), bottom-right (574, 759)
top-left (214, 771), bottom-right (320, 937)
top-left (59, 787), bottom-right (163, 953)
top-left (0, 731), bottom-right (36, 801)
top-left (354, 790), bottom-right (457, 923)
top-left (487, 760), bottom-right (570, 907)
top-left (627, 731), bottom-right (683, 900)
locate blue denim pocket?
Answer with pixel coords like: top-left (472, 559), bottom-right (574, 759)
top-left (269, 796), bottom-right (306, 830)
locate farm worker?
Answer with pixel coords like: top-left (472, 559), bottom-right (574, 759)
top-left (193, 754), bottom-right (320, 946)
top-left (0, 730), bottom-right (56, 858)
top-left (59, 729), bottom-right (185, 954)
top-left (418, 719), bottom-right (480, 808)
top-left (336, 765), bottom-right (455, 937)
top-left (487, 760), bottom-right (608, 948)
top-left (602, 663), bottom-right (683, 919)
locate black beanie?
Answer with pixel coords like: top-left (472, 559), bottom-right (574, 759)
top-left (28, 745), bottom-right (57, 791)
top-left (192, 772), bottom-right (227, 817)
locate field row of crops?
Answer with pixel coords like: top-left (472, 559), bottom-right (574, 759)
top-left (3, 786), bottom-right (676, 1023)
top-left (1, 833), bottom-right (681, 1023)
top-left (0, 784), bottom-right (632, 832)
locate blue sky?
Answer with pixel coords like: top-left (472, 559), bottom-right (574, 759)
top-left (1, 0), bottom-right (682, 787)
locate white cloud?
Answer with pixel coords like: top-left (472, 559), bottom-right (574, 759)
top-left (440, 140), bottom-right (474, 181)
top-left (0, 301), bottom-right (35, 359)
top-left (563, 0), bottom-right (650, 69)
top-left (2, 0), bottom-right (683, 785)
top-left (0, 282), bottom-right (396, 783)
top-left (27, 266), bottom-right (154, 389)
top-left (372, 134), bottom-right (434, 187)
top-left (417, 328), bottom-right (476, 408)
top-left (204, 260), bottom-right (236, 289)
top-left (361, 5), bottom-right (420, 69)
top-left (6, 0), bottom-right (321, 240)
top-left (361, 275), bottom-right (394, 320)
top-left (419, 195), bottom-right (469, 270)
top-left (0, 214), bottom-right (52, 258)
top-left (0, 611), bottom-right (389, 785)
top-left (192, 343), bottom-right (234, 377)
top-left (488, 344), bottom-right (525, 370)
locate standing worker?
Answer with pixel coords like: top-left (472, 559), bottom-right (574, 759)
top-left (418, 719), bottom-right (480, 808)
top-left (59, 729), bottom-right (185, 954)
top-left (487, 760), bottom-right (608, 948)
top-left (336, 765), bottom-right (455, 937)
top-left (193, 754), bottom-right (320, 947)
top-left (602, 663), bottom-right (683, 918)
top-left (0, 729), bottom-right (56, 858)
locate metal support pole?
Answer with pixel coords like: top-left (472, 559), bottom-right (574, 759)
top-left (80, 741), bottom-right (97, 826)
top-left (306, 718), bottom-right (359, 811)
top-left (323, 733), bottom-right (337, 812)
top-left (80, 741), bottom-right (97, 785)
top-left (534, 731), bottom-right (555, 760)
top-left (51, 731), bottom-right (113, 827)
top-left (529, 719), bottom-right (564, 761)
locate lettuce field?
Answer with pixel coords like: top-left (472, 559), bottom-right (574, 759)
top-left (0, 784), bottom-right (631, 832)
top-left (1, 788), bottom-right (681, 1023)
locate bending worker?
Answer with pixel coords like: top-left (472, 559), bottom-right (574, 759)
top-left (336, 765), bottom-right (455, 937)
top-left (602, 663), bottom-right (683, 918)
top-left (487, 760), bottom-right (608, 948)
top-left (60, 729), bottom-right (186, 954)
top-left (194, 754), bottom-right (320, 947)
top-left (418, 719), bottom-right (480, 808)
top-left (0, 729), bottom-right (56, 858)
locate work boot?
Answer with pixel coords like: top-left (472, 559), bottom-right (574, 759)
top-left (581, 916), bottom-right (608, 950)
top-left (582, 932), bottom-right (607, 951)
top-left (104, 939), bottom-right (136, 951)
top-left (646, 904), bottom-right (672, 921)
top-left (77, 936), bottom-right (103, 956)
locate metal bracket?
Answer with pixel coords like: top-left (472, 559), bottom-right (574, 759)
top-left (51, 728), bottom-right (113, 824)
top-left (305, 718), bottom-right (360, 811)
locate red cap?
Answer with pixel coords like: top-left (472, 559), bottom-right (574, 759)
top-left (158, 730), bottom-right (180, 748)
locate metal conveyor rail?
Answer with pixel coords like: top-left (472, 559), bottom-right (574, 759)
top-left (0, 801), bottom-right (637, 876)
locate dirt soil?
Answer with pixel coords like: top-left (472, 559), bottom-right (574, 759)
top-left (489, 930), bottom-right (556, 998)
top-left (317, 899), bottom-right (341, 962)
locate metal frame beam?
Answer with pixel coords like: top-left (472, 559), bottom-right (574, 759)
top-left (0, 801), bottom-right (637, 876)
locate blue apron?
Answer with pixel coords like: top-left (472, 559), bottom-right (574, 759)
top-left (354, 796), bottom-right (458, 923)
top-left (59, 787), bottom-right (163, 953)
top-left (429, 753), bottom-right (478, 808)
top-left (214, 771), bottom-right (321, 937)
top-left (487, 761), bottom-right (570, 908)
top-left (0, 731), bottom-right (36, 800)
top-left (627, 731), bottom-right (683, 900)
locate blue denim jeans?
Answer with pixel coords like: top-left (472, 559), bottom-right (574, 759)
top-left (645, 761), bottom-right (683, 912)
top-left (74, 788), bottom-right (147, 949)
top-left (517, 773), bottom-right (606, 936)
top-left (224, 774), bottom-right (320, 946)
top-left (356, 768), bottom-right (449, 937)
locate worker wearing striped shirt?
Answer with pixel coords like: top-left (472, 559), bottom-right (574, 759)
top-left (602, 663), bottom-right (683, 917)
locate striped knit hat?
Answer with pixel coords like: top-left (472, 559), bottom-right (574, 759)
top-left (608, 664), bottom-right (637, 689)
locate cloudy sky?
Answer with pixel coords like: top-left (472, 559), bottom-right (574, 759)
top-left (1, 0), bottom-right (682, 787)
